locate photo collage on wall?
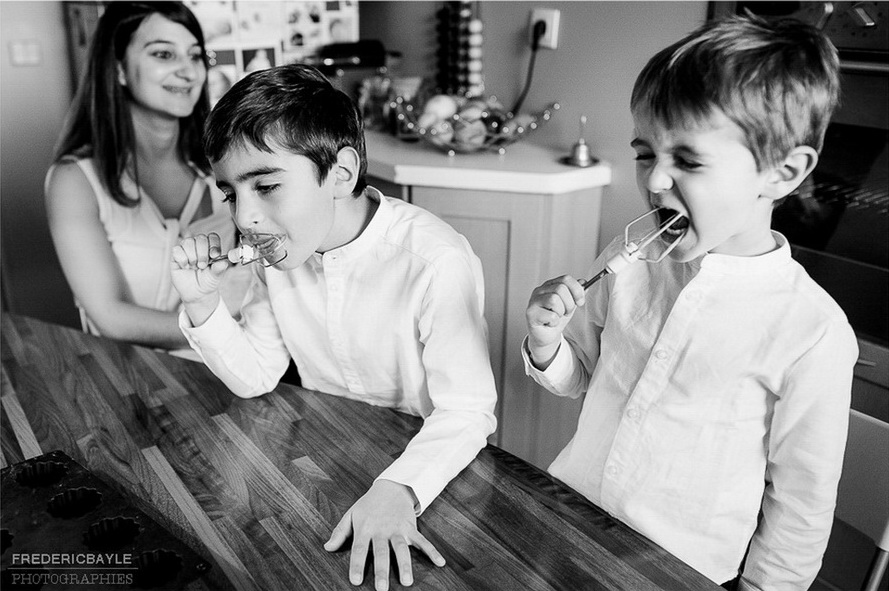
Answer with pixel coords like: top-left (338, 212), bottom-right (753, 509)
top-left (185, 1), bottom-right (359, 106)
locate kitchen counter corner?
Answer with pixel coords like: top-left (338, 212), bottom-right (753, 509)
top-left (365, 130), bottom-right (612, 195)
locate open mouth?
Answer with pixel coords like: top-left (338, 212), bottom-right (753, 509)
top-left (241, 233), bottom-right (288, 267)
top-left (656, 207), bottom-right (689, 237)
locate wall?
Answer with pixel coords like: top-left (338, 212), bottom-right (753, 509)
top-left (359, 1), bottom-right (709, 254)
top-left (1, 1), bottom-right (79, 327)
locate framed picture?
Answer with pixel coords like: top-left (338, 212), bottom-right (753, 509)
top-left (241, 46), bottom-right (281, 76)
top-left (206, 48), bottom-right (237, 106)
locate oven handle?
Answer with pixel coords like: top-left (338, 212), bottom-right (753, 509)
top-left (841, 60), bottom-right (889, 75)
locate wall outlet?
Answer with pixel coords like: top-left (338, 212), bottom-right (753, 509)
top-left (530, 8), bottom-right (560, 50)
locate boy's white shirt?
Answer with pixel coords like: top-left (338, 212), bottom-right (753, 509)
top-left (522, 233), bottom-right (858, 589)
top-left (180, 188), bottom-right (497, 512)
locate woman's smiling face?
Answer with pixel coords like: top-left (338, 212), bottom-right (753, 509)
top-left (631, 106), bottom-right (780, 262)
top-left (119, 13), bottom-right (206, 119)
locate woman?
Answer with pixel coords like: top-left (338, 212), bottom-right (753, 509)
top-left (45, 1), bottom-right (248, 358)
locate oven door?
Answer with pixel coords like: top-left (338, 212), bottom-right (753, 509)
top-left (710, 1), bottom-right (889, 347)
top-left (772, 122), bottom-right (888, 346)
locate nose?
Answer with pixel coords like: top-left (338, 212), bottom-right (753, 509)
top-left (232, 195), bottom-right (262, 231)
top-left (644, 160), bottom-right (674, 195)
top-left (175, 56), bottom-right (201, 81)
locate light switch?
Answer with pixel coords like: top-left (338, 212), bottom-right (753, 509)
top-left (9, 40), bottom-right (42, 67)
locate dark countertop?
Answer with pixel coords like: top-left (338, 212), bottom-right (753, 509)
top-left (0, 314), bottom-right (719, 591)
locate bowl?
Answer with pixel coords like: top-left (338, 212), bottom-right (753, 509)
top-left (392, 96), bottom-right (560, 156)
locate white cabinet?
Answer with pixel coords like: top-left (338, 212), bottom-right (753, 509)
top-left (365, 131), bottom-right (611, 469)
top-left (412, 187), bottom-right (606, 468)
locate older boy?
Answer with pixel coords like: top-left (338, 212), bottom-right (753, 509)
top-left (170, 64), bottom-right (497, 591)
top-left (523, 15), bottom-right (857, 591)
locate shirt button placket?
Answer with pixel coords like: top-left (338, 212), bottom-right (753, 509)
top-left (326, 254), bottom-right (352, 389)
top-left (600, 462), bottom-right (623, 509)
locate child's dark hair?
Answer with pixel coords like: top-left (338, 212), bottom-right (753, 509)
top-left (631, 13), bottom-right (840, 170)
top-left (204, 64), bottom-right (368, 195)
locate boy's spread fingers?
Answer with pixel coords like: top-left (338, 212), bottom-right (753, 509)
top-left (413, 532), bottom-right (446, 566)
top-left (372, 538), bottom-right (390, 591)
top-left (323, 515), bottom-right (350, 551)
top-left (392, 539), bottom-right (413, 585)
top-left (348, 538), bottom-right (369, 585)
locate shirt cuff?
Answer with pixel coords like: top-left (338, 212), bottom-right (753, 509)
top-left (375, 477), bottom-right (422, 516)
top-left (374, 467), bottom-right (438, 516)
top-left (178, 298), bottom-right (238, 350)
top-left (737, 577), bottom-right (764, 591)
top-left (521, 335), bottom-right (576, 390)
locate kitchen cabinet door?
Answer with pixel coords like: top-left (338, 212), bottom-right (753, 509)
top-left (412, 185), bottom-right (604, 469)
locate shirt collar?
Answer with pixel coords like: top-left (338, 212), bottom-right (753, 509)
top-left (317, 185), bottom-right (391, 262)
top-left (697, 231), bottom-right (792, 275)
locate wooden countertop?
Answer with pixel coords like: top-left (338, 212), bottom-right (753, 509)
top-left (0, 315), bottom-right (718, 591)
top-left (365, 130), bottom-right (612, 194)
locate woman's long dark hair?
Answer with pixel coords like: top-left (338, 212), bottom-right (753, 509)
top-left (53, 1), bottom-right (211, 206)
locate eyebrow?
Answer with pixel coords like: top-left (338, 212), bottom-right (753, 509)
top-left (673, 144), bottom-right (703, 158)
top-left (630, 138), bottom-right (702, 157)
top-left (216, 166), bottom-right (284, 188)
top-left (143, 39), bottom-right (201, 49)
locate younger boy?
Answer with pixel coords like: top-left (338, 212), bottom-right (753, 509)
top-left (170, 64), bottom-right (497, 591)
top-left (523, 15), bottom-right (857, 591)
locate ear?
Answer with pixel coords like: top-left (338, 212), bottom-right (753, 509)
top-left (332, 146), bottom-right (360, 198)
top-left (117, 62), bottom-right (127, 87)
top-left (760, 146), bottom-right (818, 202)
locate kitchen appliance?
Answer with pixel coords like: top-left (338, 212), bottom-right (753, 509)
top-left (209, 232), bottom-right (288, 267)
top-left (710, 1), bottom-right (889, 347)
top-left (581, 208), bottom-right (686, 289)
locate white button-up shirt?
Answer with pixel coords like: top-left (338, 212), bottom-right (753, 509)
top-left (523, 233), bottom-right (858, 589)
top-left (181, 189), bottom-right (497, 511)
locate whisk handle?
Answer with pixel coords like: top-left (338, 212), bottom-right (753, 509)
top-left (580, 268), bottom-right (610, 290)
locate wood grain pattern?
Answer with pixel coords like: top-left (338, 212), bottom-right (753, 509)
top-left (0, 314), bottom-right (721, 590)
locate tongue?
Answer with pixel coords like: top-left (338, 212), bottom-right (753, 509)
top-left (671, 216), bottom-right (689, 230)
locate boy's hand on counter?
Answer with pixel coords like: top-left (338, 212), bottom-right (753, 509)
top-left (526, 275), bottom-right (585, 370)
top-left (324, 479), bottom-right (445, 590)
